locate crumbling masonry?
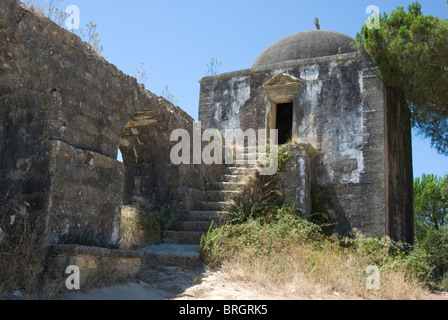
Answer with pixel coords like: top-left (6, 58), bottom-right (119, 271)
top-left (0, 0), bottom-right (414, 256)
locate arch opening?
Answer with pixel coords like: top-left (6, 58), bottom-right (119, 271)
top-left (116, 110), bottom-right (178, 249)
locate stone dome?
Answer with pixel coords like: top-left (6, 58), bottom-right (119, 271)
top-left (252, 30), bottom-right (356, 69)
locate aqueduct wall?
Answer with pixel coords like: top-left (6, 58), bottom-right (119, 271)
top-left (0, 0), bottom-right (218, 247)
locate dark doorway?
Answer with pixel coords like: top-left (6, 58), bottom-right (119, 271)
top-left (276, 102), bottom-right (293, 145)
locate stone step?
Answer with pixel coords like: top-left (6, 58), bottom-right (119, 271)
top-left (200, 190), bottom-right (241, 202)
top-left (140, 243), bottom-right (201, 261)
top-left (187, 211), bottom-right (228, 223)
top-left (234, 146), bottom-right (267, 154)
top-left (140, 243), bottom-right (201, 262)
top-left (199, 201), bottom-right (237, 212)
top-left (170, 220), bottom-right (213, 232)
top-left (138, 244), bottom-right (204, 274)
top-left (162, 230), bottom-right (205, 245)
top-left (233, 160), bottom-right (264, 167)
top-left (225, 167), bottom-right (259, 175)
top-left (137, 244), bottom-right (205, 293)
top-left (218, 174), bottom-right (254, 183)
top-left (205, 182), bottom-right (246, 191)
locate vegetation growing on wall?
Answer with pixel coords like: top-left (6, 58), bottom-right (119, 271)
top-left (119, 199), bottom-right (181, 250)
top-left (161, 85), bottom-right (178, 105)
top-left (206, 58), bottom-right (222, 76)
top-left (136, 62), bottom-right (148, 86)
top-left (23, 0), bottom-right (104, 55)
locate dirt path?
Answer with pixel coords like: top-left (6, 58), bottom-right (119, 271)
top-left (55, 269), bottom-right (334, 300)
top-left (177, 270), bottom-right (448, 300)
top-left (175, 270), bottom-right (330, 300)
top-left (55, 267), bottom-right (448, 301)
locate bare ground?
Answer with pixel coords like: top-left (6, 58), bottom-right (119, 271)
top-left (56, 266), bottom-right (448, 301)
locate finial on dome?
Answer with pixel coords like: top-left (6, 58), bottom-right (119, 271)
top-left (314, 17), bottom-right (320, 30)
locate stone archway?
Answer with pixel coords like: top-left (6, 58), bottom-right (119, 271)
top-left (0, 0), bottom-right (198, 248)
top-left (120, 110), bottom-right (173, 208)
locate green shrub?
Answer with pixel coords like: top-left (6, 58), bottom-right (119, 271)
top-left (310, 185), bottom-right (335, 236)
top-left (396, 245), bottom-right (433, 284)
top-left (200, 222), bottom-right (225, 267)
top-left (200, 205), bottom-right (325, 267)
top-left (202, 203), bottom-right (438, 293)
top-left (413, 174), bottom-right (448, 290)
top-left (419, 227), bottom-right (448, 289)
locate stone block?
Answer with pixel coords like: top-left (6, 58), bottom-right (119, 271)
top-left (49, 245), bottom-right (144, 288)
top-left (46, 140), bottom-right (125, 248)
top-left (274, 143), bottom-right (317, 216)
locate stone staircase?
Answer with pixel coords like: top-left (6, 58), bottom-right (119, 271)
top-left (162, 162), bottom-right (259, 245)
top-left (138, 148), bottom-right (267, 293)
top-left (137, 243), bottom-right (206, 295)
top-left (162, 145), bottom-right (268, 245)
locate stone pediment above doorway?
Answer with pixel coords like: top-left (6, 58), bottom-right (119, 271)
top-left (263, 73), bottom-right (303, 102)
top-left (263, 73), bottom-right (303, 90)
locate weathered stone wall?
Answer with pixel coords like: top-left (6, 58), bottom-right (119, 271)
top-left (0, 0), bottom-right (220, 247)
top-left (0, 1), bottom-right (53, 236)
top-left (46, 140), bottom-right (125, 247)
top-left (199, 53), bottom-right (414, 242)
top-left (200, 56), bottom-right (369, 182)
top-left (274, 143), bottom-right (318, 216)
top-left (0, 0), bottom-right (414, 247)
top-left (199, 69), bottom-right (265, 132)
top-left (384, 87), bottom-right (414, 244)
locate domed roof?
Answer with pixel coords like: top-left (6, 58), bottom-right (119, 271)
top-left (252, 30), bottom-right (356, 69)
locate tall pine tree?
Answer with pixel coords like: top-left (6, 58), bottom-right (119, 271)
top-left (355, 1), bottom-right (448, 155)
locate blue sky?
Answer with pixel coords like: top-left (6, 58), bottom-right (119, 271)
top-left (42, 0), bottom-right (447, 178)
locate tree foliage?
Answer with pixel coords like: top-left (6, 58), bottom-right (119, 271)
top-left (413, 174), bottom-right (448, 240)
top-left (412, 174), bottom-right (448, 288)
top-left (419, 227), bottom-right (448, 282)
top-left (355, 1), bottom-right (448, 155)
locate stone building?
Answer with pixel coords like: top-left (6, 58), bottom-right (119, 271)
top-left (0, 0), bottom-right (215, 248)
top-left (0, 0), bottom-right (414, 251)
top-left (198, 29), bottom-right (414, 243)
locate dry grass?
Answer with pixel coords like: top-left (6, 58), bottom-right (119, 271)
top-left (119, 203), bottom-right (180, 250)
top-left (0, 207), bottom-right (143, 299)
top-left (118, 205), bottom-right (162, 250)
top-left (0, 214), bottom-right (65, 299)
top-left (21, 0), bottom-right (47, 16)
top-left (201, 208), bottom-right (432, 300)
top-left (218, 242), bottom-right (430, 300)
